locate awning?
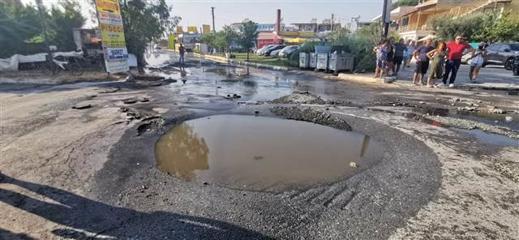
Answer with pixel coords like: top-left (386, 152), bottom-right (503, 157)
top-left (284, 37), bottom-right (306, 44)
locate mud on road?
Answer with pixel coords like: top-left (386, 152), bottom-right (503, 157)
top-left (1, 61), bottom-right (518, 239)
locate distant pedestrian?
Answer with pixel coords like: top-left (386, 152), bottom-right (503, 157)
top-left (374, 39), bottom-right (390, 78)
top-left (393, 38), bottom-right (407, 76)
top-left (426, 41), bottom-right (447, 87)
top-left (412, 39), bottom-right (434, 86)
top-left (468, 43), bottom-right (487, 82)
top-left (179, 44), bottom-right (186, 69)
top-left (443, 35), bottom-right (473, 87)
top-left (404, 40), bottom-right (416, 68)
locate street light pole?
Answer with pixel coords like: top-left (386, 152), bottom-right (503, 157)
top-left (211, 7), bottom-right (215, 33)
top-left (381, 0), bottom-right (390, 39)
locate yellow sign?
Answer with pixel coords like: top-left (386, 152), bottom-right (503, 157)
top-left (96, 0), bottom-right (120, 15)
top-left (96, 0), bottom-right (128, 73)
top-left (187, 26), bottom-right (198, 33)
top-left (101, 31), bottom-right (126, 48)
top-left (176, 26), bottom-right (183, 34)
top-left (99, 23), bottom-right (124, 33)
top-left (202, 25), bottom-right (211, 34)
top-left (168, 34), bottom-right (176, 49)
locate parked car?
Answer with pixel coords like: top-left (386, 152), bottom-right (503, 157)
top-left (256, 44), bottom-right (276, 55)
top-left (264, 45), bottom-right (285, 56)
top-left (269, 49), bottom-right (283, 57)
top-left (484, 43), bottom-right (519, 70)
top-left (278, 45), bottom-right (300, 58)
top-left (513, 55), bottom-right (519, 76)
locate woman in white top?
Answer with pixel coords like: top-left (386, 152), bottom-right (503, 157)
top-left (469, 43), bottom-right (487, 81)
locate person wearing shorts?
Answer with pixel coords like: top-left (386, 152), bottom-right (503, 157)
top-left (412, 39), bottom-right (434, 86)
top-left (469, 43), bottom-right (486, 82)
top-left (374, 40), bottom-right (390, 78)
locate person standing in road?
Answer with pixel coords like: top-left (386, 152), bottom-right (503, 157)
top-left (404, 40), bottom-right (416, 68)
top-left (412, 39), bottom-right (434, 86)
top-left (393, 38), bottom-right (407, 76)
top-left (179, 44), bottom-right (186, 69)
top-left (374, 39), bottom-right (390, 78)
top-left (468, 43), bottom-right (487, 82)
top-left (426, 41), bottom-right (447, 88)
top-left (443, 36), bottom-right (473, 87)
top-left (386, 38), bottom-right (395, 76)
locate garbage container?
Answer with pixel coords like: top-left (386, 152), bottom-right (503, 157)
top-left (329, 52), bottom-right (355, 74)
top-left (316, 53), bottom-right (329, 72)
top-left (299, 52), bottom-right (309, 69)
top-left (309, 53), bottom-right (317, 69)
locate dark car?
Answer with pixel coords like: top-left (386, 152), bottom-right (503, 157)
top-left (264, 45), bottom-right (285, 56)
top-left (513, 55), bottom-right (519, 76)
top-left (484, 43), bottom-right (519, 70)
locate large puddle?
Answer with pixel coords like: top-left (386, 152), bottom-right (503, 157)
top-left (155, 115), bottom-right (384, 192)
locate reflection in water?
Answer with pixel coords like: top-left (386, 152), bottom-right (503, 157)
top-left (155, 124), bottom-right (209, 181)
top-left (360, 135), bottom-right (370, 157)
top-left (155, 115), bottom-right (384, 192)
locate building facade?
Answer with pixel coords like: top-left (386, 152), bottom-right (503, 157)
top-left (393, 0), bottom-right (515, 40)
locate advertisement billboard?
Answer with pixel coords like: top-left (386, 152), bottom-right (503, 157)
top-left (96, 0), bottom-right (129, 73)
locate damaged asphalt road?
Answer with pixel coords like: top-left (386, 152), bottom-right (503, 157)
top-left (1, 60), bottom-right (518, 239)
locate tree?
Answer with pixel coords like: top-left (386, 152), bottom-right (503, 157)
top-left (431, 13), bottom-right (487, 41)
top-left (238, 20), bottom-right (257, 61)
top-left (119, 0), bottom-right (173, 72)
top-left (200, 31), bottom-right (217, 50)
top-left (0, 0), bottom-right (84, 57)
top-left (484, 12), bottom-right (519, 42)
top-left (48, 0), bottom-right (85, 51)
top-left (432, 11), bottom-right (519, 42)
top-left (221, 25), bottom-right (238, 54)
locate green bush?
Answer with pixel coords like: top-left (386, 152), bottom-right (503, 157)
top-left (432, 11), bottom-right (519, 42)
top-left (0, 0), bottom-right (84, 58)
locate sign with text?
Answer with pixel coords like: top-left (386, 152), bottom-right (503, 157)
top-left (96, 0), bottom-right (128, 73)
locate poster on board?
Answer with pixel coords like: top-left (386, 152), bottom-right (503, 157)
top-left (96, 0), bottom-right (129, 73)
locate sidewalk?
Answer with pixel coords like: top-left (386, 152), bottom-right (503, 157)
top-left (177, 50), bottom-right (519, 91)
top-left (339, 63), bottom-right (519, 90)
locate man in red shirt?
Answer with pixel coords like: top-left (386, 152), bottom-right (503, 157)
top-left (443, 35), bottom-right (473, 87)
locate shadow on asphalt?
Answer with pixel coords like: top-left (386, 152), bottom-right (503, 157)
top-left (0, 173), bottom-right (271, 240)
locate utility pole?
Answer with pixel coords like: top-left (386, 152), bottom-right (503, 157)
top-left (381, 0), bottom-right (390, 39)
top-left (331, 14), bottom-right (334, 32)
top-left (211, 7), bottom-right (215, 33)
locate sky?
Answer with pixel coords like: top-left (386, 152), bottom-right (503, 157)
top-left (170, 0), bottom-right (383, 30)
top-left (20, 0), bottom-right (384, 30)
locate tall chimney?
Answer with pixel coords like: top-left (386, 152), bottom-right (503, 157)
top-left (276, 9), bottom-right (281, 33)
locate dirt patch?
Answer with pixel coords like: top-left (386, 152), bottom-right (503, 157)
top-left (271, 106), bottom-right (352, 131)
top-left (271, 92), bottom-right (326, 104)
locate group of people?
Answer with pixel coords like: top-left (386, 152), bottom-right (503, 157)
top-left (375, 35), bottom-right (486, 88)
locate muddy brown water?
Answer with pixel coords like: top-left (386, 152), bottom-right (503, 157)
top-left (155, 115), bottom-right (384, 192)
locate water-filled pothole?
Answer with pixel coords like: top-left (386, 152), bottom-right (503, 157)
top-left (155, 115), bottom-right (384, 192)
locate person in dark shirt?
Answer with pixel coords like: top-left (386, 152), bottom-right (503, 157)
top-left (386, 38), bottom-right (395, 76)
top-left (393, 38), bottom-right (407, 76)
top-left (179, 44), bottom-right (186, 69)
top-left (412, 39), bottom-right (434, 86)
